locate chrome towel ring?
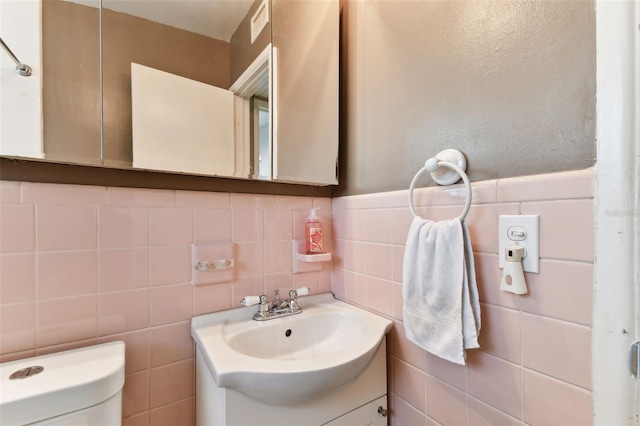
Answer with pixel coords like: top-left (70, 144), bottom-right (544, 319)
top-left (408, 149), bottom-right (472, 221)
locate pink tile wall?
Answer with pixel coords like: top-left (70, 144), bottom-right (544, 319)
top-left (332, 168), bottom-right (594, 426)
top-left (0, 170), bottom-right (593, 425)
top-left (0, 181), bottom-right (331, 425)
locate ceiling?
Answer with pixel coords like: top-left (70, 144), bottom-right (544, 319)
top-left (68, 0), bottom-right (255, 41)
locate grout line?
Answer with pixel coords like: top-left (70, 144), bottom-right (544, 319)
top-left (33, 202), bottom-right (39, 351)
top-left (146, 394), bottom-right (195, 413)
top-left (520, 295), bottom-right (525, 423)
top-left (520, 366), bottom-right (594, 393)
top-left (465, 347), bottom-right (470, 426)
top-left (95, 205), bottom-right (101, 341)
top-left (190, 207), bottom-right (197, 317)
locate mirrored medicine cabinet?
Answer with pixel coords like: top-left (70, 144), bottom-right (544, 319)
top-left (0, 0), bottom-right (339, 186)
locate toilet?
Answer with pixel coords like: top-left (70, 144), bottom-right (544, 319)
top-left (0, 341), bottom-right (125, 426)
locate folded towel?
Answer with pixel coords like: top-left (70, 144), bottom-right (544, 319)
top-left (402, 216), bottom-right (481, 365)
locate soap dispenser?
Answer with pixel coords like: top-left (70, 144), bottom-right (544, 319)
top-left (305, 208), bottom-right (324, 254)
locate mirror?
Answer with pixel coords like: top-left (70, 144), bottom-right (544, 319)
top-left (271, 0), bottom-right (338, 185)
top-left (0, 0), bottom-right (338, 185)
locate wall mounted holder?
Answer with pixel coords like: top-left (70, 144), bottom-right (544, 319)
top-left (194, 259), bottom-right (234, 272)
top-left (191, 242), bottom-right (234, 286)
top-left (0, 36), bottom-right (32, 76)
top-left (408, 149), bottom-right (472, 222)
top-left (428, 149), bottom-right (468, 186)
top-left (291, 240), bottom-right (331, 273)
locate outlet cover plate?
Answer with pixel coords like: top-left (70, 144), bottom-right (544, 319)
top-left (498, 215), bottom-right (539, 273)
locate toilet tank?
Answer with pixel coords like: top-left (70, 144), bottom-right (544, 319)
top-left (0, 341), bottom-right (125, 426)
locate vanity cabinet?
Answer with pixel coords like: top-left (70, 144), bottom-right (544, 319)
top-left (195, 338), bottom-right (389, 426)
top-left (323, 396), bottom-right (388, 426)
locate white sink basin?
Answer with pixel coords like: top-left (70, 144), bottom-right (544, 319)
top-left (191, 293), bottom-right (392, 405)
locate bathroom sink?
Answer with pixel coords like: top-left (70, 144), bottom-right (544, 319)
top-left (223, 309), bottom-right (366, 360)
top-left (191, 293), bottom-right (392, 405)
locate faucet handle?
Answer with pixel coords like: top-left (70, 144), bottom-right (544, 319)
top-left (240, 295), bottom-right (263, 307)
top-left (295, 286), bottom-right (310, 296)
top-left (288, 287), bottom-right (310, 300)
top-left (287, 288), bottom-right (306, 311)
top-left (257, 295), bottom-right (269, 313)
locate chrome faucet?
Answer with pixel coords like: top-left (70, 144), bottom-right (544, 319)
top-left (241, 287), bottom-right (309, 321)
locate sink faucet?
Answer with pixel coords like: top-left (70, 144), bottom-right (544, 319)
top-left (241, 287), bottom-right (310, 321)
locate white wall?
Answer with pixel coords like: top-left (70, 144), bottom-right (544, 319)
top-left (0, 0), bottom-right (43, 158)
top-left (594, 0), bottom-right (640, 423)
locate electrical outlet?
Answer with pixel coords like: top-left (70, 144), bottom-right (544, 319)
top-left (498, 215), bottom-right (539, 273)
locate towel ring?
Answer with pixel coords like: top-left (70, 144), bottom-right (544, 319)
top-left (408, 149), bottom-right (472, 221)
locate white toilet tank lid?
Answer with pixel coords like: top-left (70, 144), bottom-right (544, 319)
top-left (0, 341), bottom-right (125, 426)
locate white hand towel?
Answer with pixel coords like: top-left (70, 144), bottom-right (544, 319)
top-left (402, 216), bottom-right (481, 365)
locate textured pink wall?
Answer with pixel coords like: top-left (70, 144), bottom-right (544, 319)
top-left (331, 169), bottom-right (594, 425)
top-left (0, 182), bottom-right (331, 425)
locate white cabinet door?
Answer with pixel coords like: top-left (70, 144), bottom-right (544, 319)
top-left (323, 396), bottom-right (388, 426)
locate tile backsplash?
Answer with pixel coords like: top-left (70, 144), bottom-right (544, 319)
top-left (331, 168), bottom-right (594, 426)
top-left (0, 182), bottom-right (331, 425)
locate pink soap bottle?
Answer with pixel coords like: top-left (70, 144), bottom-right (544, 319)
top-left (305, 208), bottom-right (324, 254)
